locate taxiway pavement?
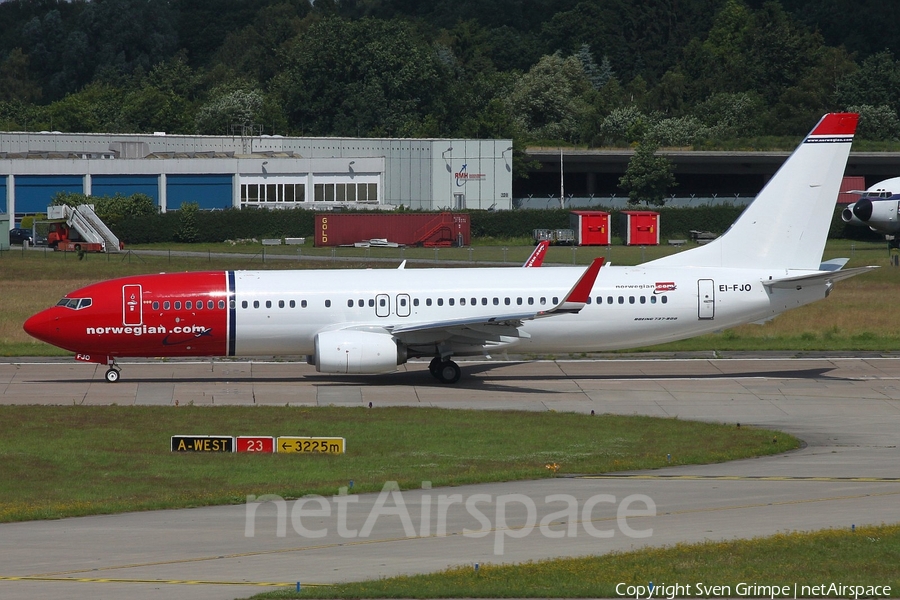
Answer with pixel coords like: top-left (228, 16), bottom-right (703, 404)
top-left (1, 356), bottom-right (898, 600)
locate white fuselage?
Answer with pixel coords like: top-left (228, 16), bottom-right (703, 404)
top-left (232, 265), bottom-right (826, 356)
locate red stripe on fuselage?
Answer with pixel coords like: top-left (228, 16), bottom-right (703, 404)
top-left (24, 272), bottom-right (230, 358)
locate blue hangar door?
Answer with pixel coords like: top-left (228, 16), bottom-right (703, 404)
top-left (167, 175), bottom-right (232, 210)
top-left (15, 176), bottom-right (83, 214)
top-left (92, 175), bottom-right (160, 207)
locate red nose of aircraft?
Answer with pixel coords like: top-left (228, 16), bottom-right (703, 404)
top-left (23, 309), bottom-right (55, 345)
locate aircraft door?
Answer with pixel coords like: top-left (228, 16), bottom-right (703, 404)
top-left (698, 279), bottom-right (715, 320)
top-left (375, 294), bottom-right (390, 317)
top-left (123, 284), bottom-right (143, 326)
top-left (396, 294), bottom-right (411, 317)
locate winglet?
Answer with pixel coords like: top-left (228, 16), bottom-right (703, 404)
top-left (523, 240), bottom-right (550, 267)
top-left (541, 257), bottom-right (604, 315)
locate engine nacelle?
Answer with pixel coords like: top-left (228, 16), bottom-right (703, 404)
top-left (842, 198), bottom-right (900, 233)
top-left (841, 204), bottom-right (865, 225)
top-left (314, 330), bottom-right (406, 374)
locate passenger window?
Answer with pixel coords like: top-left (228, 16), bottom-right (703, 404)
top-left (185, 301), bottom-right (192, 310)
top-left (174, 301), bottom-right (181, 310)
top-left (608, 296), bottom-right (614, 304)
top-left (253, 300), bottom-right (260, 309)
top-left (596, 296), bottom-right (602, 304)
top-left (413, 298), bottom-right (419, 306)
top-left (325, 300), bottom-right (332, 308)
top-left (650, 296), bottom-right (657, 304)
top-left (218, 300), bottom-right (225, 309)
top-left (358, 299), bottom-right (364, 307)
top-left (448, 298), bottom-right (454, 306)
top-left (640, 296), bottom-right (646, 304)
top-left (618, 296), bottom-right (624, 304)
top-left (426, 299), bottom-right (432, 306)
top-left (540, 297), bottom-right (546, 305)
top-left (504, 298), bottom-right (510, 305)
top-left (437, 298), bottom-right (444, 306)
top-left (552, 297), bottom-right (559, 304)
top-left (196, 301), bottom-right (203, 310)
top-left (209, 300), bottom-right (215, 309)
top-left (241, 301), bottom-right (248, 309)
top-left (301, 300), bottom-right (308, 308)
top-left (482, 298), bottom-right (488, 305)
top-left (629, 296), bottom-right (636, 304)
top-left (493, 298), bottom-right (499, 305)
top-left (369, 299), bottom-right (375, 307)
top-left (279, 300), bottom-right (285, 308)
top-left (266, 300), bottom-right (272, 308)
top-left (347, 299), bottom-right (354, 308)
top-left (517, 297), bottom-right (523, 305)
top-left (164, 301), bottom-right (171, 310)
top-left (228, 300), bottom-right (234, 309)
top-left (662, 296), bottom-right (668, 304)
top-left (471, 298), bottom-right (476, 306)
top-left (290, 300), bottom-right (296, 308)
top-left (528, 297), bottom-right (534, 305)
top-left (152, 301), bottom-right (160, 310)
top-left (460, 298), bottom-right (466, 306)
top-left (400, 298), bottom-right (407, 307)
top-left (379, 298), bottom-right (386, 307)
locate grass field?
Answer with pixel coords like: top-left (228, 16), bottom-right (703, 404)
top-left (0, 406), bottom-right (798, 523)
top-left (2, 240), bottom-right (898, 356)
top-left (248, 524), bottom-right (900, 599)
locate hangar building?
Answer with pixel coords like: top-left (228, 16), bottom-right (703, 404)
top-left (0, 132), bottom-right (513, 222)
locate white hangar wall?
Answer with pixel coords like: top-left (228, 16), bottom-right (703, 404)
top-left (0, 132), bottom-right (513, 220)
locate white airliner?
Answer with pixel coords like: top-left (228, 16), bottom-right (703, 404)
top-left (24, 113), bottom-right (874, 384)
top-left (841, 176), bottom-right (900, 242)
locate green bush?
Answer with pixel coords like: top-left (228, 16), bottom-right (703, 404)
top-left (107, 205), bottom-right (872, 245)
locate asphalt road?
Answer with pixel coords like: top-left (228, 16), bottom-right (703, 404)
top-left (1, 356), bottom-right (899, 600)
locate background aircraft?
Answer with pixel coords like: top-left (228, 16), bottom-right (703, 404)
top-left (25, 114), bottom-right (874, 384)
top-left (841, 177), bottom-right (900, 243)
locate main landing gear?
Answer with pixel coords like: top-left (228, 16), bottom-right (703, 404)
top-left (428, 356), bottom-right (461, 384)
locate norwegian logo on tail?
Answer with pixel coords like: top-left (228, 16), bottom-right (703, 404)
top-left (646, 112), bottom-right (859, 271)
top-left (523, 240), bottom-right (550, 267)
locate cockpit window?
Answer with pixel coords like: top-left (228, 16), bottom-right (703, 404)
top-left (56, 298), bottom-right (92, 310)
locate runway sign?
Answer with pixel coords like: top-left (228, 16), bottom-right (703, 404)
top-left (236, 436), bottom-right (275, 453)
top-left (276, 436), bottom-right (345, 454)
top-left (171, 435), bottom-right (234, 452)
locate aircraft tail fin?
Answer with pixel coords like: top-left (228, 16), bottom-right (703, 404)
top-left (645, 113), bottom-right (858, 270)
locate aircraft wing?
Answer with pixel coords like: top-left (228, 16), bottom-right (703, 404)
top-left (763, 265), bottom-right (877, 289)
top-left (385, 257), bottom-right (603, 344)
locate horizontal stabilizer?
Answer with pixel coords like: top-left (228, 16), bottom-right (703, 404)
top-left (763, 266), bottom-right (877, 289)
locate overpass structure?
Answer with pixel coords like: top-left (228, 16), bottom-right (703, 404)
top-left (522, 148), bottom-right (900, 199)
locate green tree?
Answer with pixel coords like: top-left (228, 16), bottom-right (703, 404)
top-left (506, 53), bottom-right (595, 143)
top-left (195, 86), bottom-right (265, 135)
top-left (275, 17), bottom-right (445, 137)
top-left (175, 202), bottom-right (200, 243)
top-left (619, 140), bottom-right (677, 206)
top-left (836, 51), bottom-right (900, 116)
top-left (0, 48), bottom-right (42, 103)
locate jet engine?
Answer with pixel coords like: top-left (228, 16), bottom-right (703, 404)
top-left (841, 197), bottom-right (900, 233)
top-left (313, 330), bottom-right (407, 374)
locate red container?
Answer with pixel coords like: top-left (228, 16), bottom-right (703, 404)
top-left (837, 176), bottom-right (866, 205)
top-left (569, 211), bottom-right (610, 246)
top-left (315, 212), bottom-right (470, 247)
top-left (621, 210), bottom-right (659, 246)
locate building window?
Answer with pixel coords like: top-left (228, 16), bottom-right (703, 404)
top-left (242, 182), bottom-right (305, 205)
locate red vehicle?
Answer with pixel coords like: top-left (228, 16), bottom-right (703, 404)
top-left (47, 223), bottom-right (105, 252)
